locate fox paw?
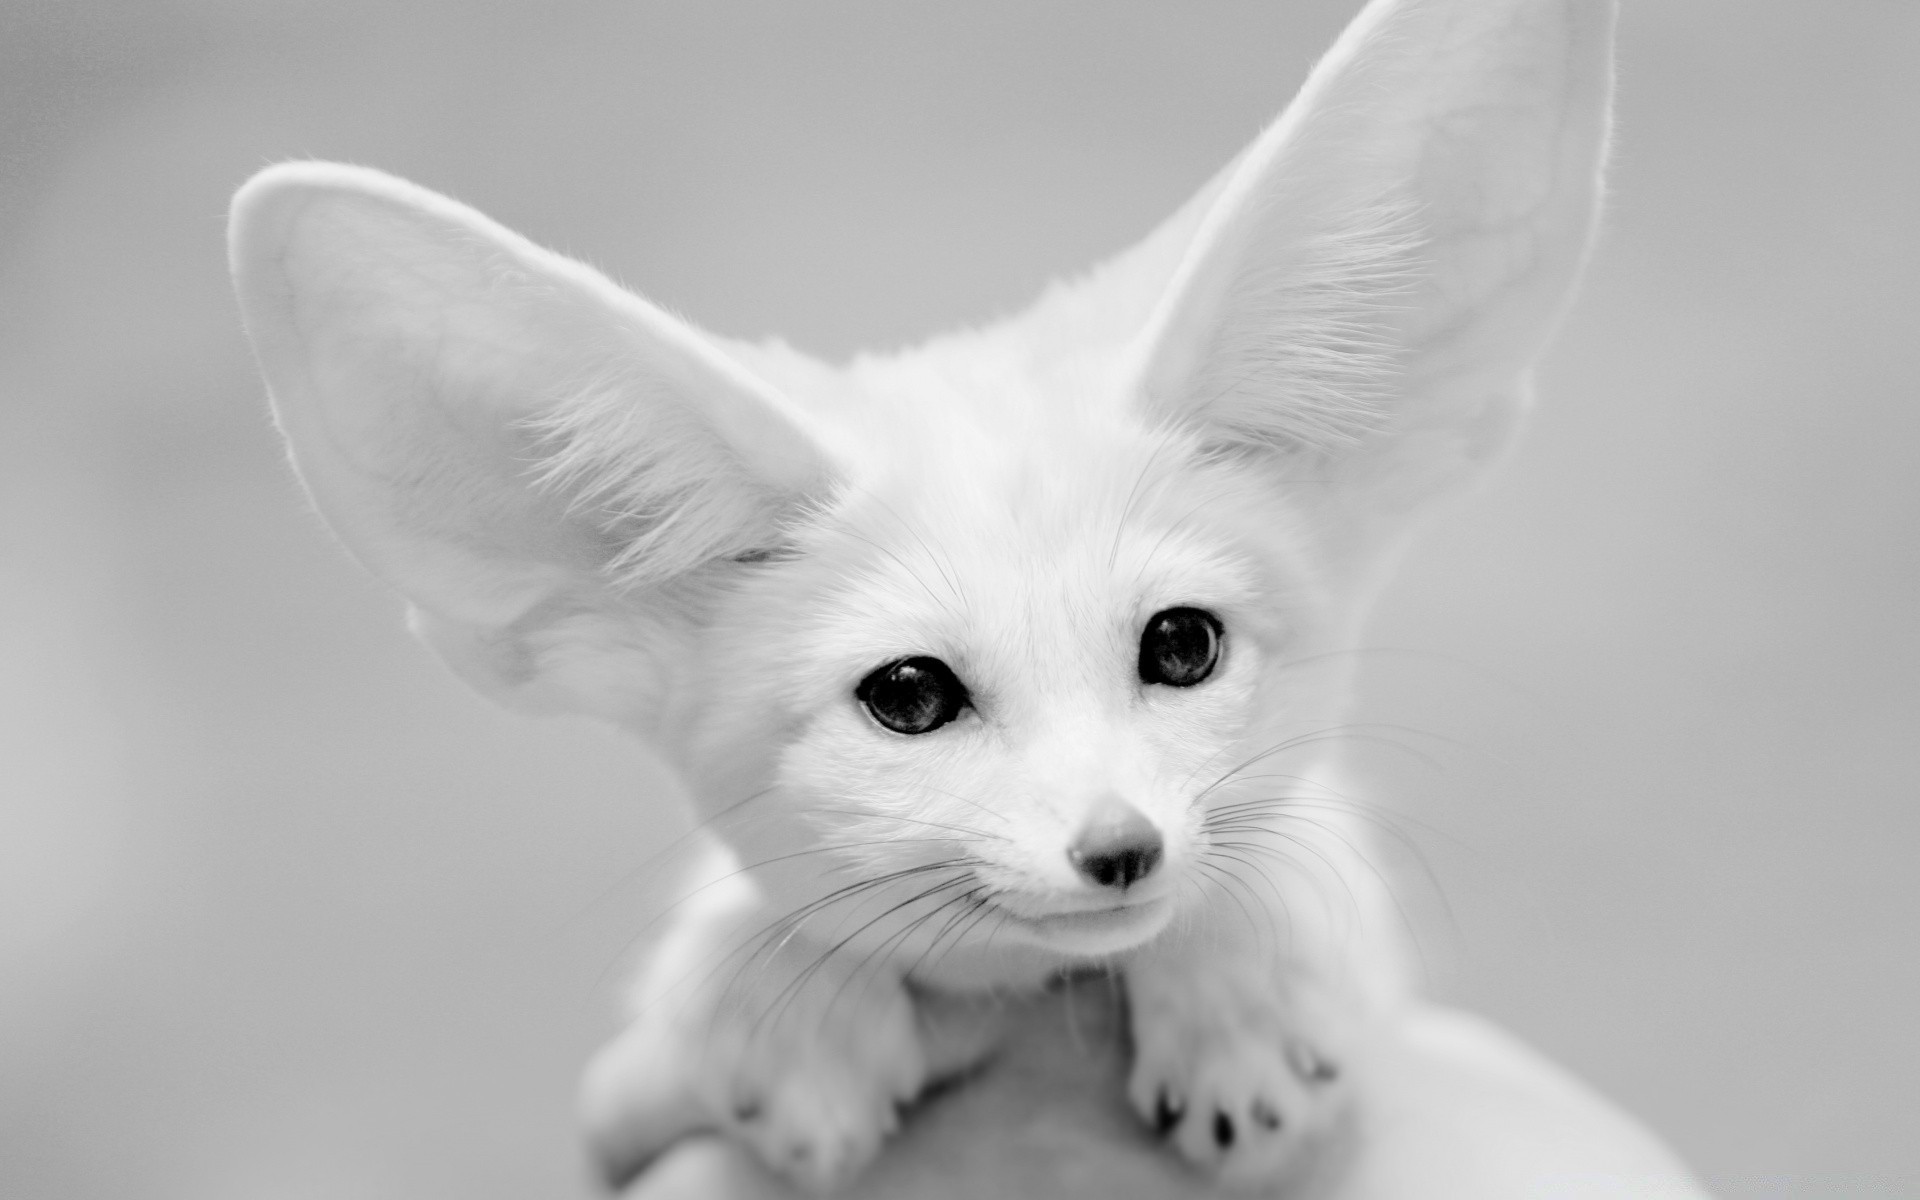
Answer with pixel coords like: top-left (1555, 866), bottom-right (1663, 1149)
top-left (698, 980), bottom-right (927, 1193)
top-left (1127, 976), bottom-right (1347, 1188)
top-left (716, 1032), bottom-right (917, 1192)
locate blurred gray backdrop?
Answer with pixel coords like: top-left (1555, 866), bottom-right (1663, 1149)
top-left (2, 2), bottom-right (1914, 1197)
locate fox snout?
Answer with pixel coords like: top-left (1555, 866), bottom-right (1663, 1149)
top-left (1067, 796), bottom-right (1164, 890)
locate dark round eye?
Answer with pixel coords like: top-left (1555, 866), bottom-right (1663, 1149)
top-left (856, 656), bottom-right (970, 735)
top-left (1138, 607), bottom-right (1223, 688)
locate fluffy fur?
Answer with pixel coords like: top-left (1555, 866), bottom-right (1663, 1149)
top-left (229, 0), bottom-right (1615, 1191)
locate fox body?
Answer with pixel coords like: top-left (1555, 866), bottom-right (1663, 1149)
top-left (230, 0), bottom-right (1614, 1190)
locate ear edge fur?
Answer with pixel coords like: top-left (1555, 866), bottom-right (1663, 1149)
top-left (232, 160), bottom-right (835, 586)
top-left (1126, 0), bottom-right (1615, 500)
top-left (230, 161), bottom-right (830, 726)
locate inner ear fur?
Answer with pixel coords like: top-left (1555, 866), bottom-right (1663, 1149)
top-left (229, 162), bottom-right (830, 729)
top-left (1126, 0), bottom-right (1616, 550)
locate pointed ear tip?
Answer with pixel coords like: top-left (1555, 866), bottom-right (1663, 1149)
top-left (233, 161), bottom-right (379, 235)
top-left (230, 161), bottom-right (424, 222)
top-left (228, 162), bottom-right (465, 280)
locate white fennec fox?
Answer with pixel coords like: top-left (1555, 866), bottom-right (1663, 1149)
top-left (230, 0), bottom-right (1613, 1190)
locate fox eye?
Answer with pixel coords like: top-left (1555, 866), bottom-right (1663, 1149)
top-left (857, 656), bottom-right (970, 735)
top-left (1138, 607), bottom-right (1223, 688)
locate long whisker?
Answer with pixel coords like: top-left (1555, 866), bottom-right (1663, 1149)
top-left (835, 884), bottom-right (990, 1017)
top-left (1201, 787), bottom-right (1457, 946)
top-left (1193, 856), bottom-right (1274, 949)
top-left (646, 857), bottom-right (979, 1016)
top-left (1265, 812), bottom-right (1438, 964)
top-left (1193, 723), bottom-right (1457, 802)
top-left (808, 808), bottom-right (1009, 843)
top-left (921, 905), bottom-right (1001, 980)
top-left (557, 785), bottom-right (779, 935)
top-left (1204, 843), bottom-right (1304, 940)
top-left (603, 834), bottom-right (984, 976)
top-left (897, 887), bottom-right (991, 981)
top-left (904, 781), bottom-right (1014, 828)
top-left (1252, 800), bottom-right (1459, 936)
top-left (761, 872), bottom-right (980, 1035)
top-left (731, 857), bottom-right (981, 976)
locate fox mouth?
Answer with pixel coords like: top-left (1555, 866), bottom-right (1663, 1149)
top-left (990, 893), bottom-right (1173, 956)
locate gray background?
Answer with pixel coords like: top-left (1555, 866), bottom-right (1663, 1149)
top-left (2, 2), bottom-right (1914, 1197)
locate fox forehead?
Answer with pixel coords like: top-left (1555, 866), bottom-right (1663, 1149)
top-left (753, 360), bottom-right (1319, 713)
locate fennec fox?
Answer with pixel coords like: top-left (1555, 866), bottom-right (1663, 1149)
top-left (230, 0), bottom-right (1612, 1189)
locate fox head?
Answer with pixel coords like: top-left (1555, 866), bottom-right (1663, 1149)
top-left (232, 0), bottom-right (1612, 966)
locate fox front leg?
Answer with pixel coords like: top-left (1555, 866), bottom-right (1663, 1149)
top-left (1124, 932), bottom-right (1356, 1189)
top-left (582, 922), bottom-right (929, 1194)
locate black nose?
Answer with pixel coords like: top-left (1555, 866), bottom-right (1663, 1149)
top-left (1067, 802), bottom-right (1163, 889)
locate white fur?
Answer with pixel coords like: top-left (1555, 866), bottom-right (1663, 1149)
top-left (230, 0), bottom-right (1614, 1191)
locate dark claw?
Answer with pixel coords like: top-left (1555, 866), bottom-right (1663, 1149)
top-left (1154, 1088), bottom-right (1187, 1135)
top-left (1250, 1098), bottom-right (1282, 1131)
top-left (1212, 1110), bottom-right (1235, 1149)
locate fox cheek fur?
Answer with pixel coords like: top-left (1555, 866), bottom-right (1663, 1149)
top-left (230, 0), bottom-right (1614, 1187)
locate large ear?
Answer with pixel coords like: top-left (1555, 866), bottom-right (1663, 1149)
top-left (230, 163), bottom-right (831, 730)
top-left (1132, 0), bottom-right (1615, 548)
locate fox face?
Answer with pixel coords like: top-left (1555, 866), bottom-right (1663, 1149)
top-left (230, 0), bottom-right (1615, 1186)
top-left (683, 375), bottom-right (1345, 966)
top-left (714, 408), bottom-right (1282, 956)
